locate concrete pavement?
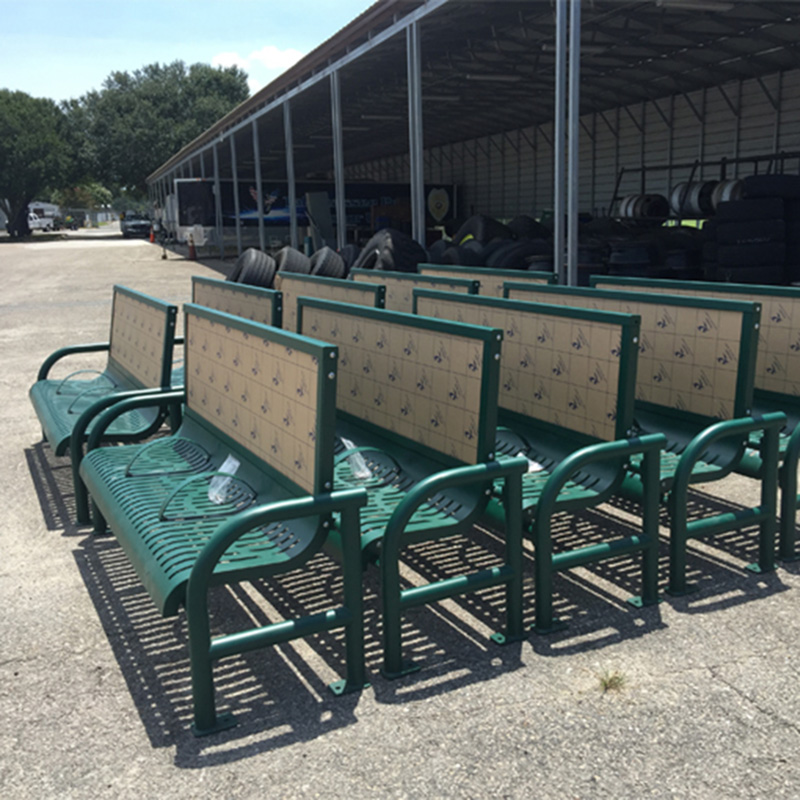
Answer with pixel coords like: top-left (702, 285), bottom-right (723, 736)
top-left (2, 228), bottom-right (800, 798)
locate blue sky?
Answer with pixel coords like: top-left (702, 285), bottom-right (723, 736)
top-left (1, 0), bottom-right (377, 103)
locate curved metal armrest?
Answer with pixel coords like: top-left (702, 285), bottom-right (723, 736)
top-left (187, 488), bottom-right (369, 594)
top-left (37, 342), bottom-right (110, 381)
top-left (158, 472), bottom-right (256, 521)
top-left (70, 386), bottom-right (179, 463)
top-left (673, 412), bottom-right (786, 491)
top-left (57, 370), bottom-right (116, 395)
top-left (84, 389), bottom-right (186, 452)
top-left (66, 382), bottom-right (117, 412)
top-left (536, 434), bottom-right (666, 520)
top-left (382, 456), bottom-right (529, 557)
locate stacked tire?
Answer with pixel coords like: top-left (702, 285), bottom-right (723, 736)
top-left (707, 175), bottom-right (800, 284)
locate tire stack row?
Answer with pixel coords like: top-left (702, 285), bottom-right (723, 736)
top-left (703, 175), bottom-right (800, 285)
top-left (227, 243), bottom-right (352, 289)
top-left (426, 214), bottom-right (554, 270)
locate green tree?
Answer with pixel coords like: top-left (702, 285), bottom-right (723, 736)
top-left (73, 61), bottom-right (249, 197)
top-left (0, 90), bottom-right (71, 236)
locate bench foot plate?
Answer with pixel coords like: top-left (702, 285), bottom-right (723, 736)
top-left (665, 582), bottom-right (699, 598)
top-left (380, 661), bottom-right (421, 680)
top-left (329, 679), bottom-right (370, 696)
top-left (745, 562), bottom-right (775, 575)
top-left (626, 595), bottom-right (662, 609)
top-left (532, 619), bottom-right (568, 635)
top-left (489, 631), bottom-right (526, 646)
top-left (191, 712), bottom-right (237, 737)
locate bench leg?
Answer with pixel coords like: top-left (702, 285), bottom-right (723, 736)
top-left (666, 487), bottom-right (693, 596)
top-left (74, 462), bottom-right (91, 525)
top-left (746, 425), bottom-right (779, 576)
top-left (778, 444), bottom-right (800, 562)
top-left (329, 506), bottom-right (368, 695)
top-left (91, 500), bottom-right (108, 536)
top-left (634, 447), bottom-right (661, 608)
top-left (491, 474), bottom-right (525, 645)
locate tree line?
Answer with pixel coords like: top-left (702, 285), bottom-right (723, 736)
top-left (1, 60), bottom-right (249, 236)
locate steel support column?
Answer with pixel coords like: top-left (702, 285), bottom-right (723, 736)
top-left (252, 119), bottom-right (266, 252)
top-left (229, 134), bottom-right (242, 256)
top-left (407, 20), bottom-right (425, 246)
top-left (566, 0), bottom-right (581, 287)
top-left (553, 0), bottom-right (568, 283)
top-left (284, 101), bottom-right (299, 250)
top-left (212, 142), bottom-right (224, 259)
top-left (331, 71), bottom-right (347, 250)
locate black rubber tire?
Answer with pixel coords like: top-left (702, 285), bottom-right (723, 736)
top-left (275, 246), bottom-right (312, 275)
top-left (741, 175), bottom-right (800, 201)
top-left (238, 251), bottom-right (277, 288)
top-left (507, 215), bottom-right (551, 241)
top-left (453, 214), bottom-right (513, 246)
top-left (485, 239), bottom-right (552, 269)
top-left (716, 219), bottom-right (785, 246)
top-left (426, 239), bottom-right (449, 264)
top-left (338, 244), bottom-right (361, 271)
top-left (310, 246), bottom-right (346, 279)
top-left (441, 246), bottom-right (463, 265)
top-left (715, 198), bottom-right (785, 223)
top-left (717, 242), bottom-right (786, 268)
top-left (228, 247), bottom-right (264, 282)
top-left (350, 228), bottom-right (426, 273)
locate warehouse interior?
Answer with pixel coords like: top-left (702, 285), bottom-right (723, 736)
top-left (148, 0), bottom-right (800, 285)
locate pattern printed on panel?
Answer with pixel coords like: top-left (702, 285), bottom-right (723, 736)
top-left (352, 273), bottom-right (472, 313)
top-left (185, 313), bottom-right (321, 494)
top-left (193, 281), bottom-right (275, 327)
top-left (507, 288), bottom-right (741, 419)
top-left (109, 292), bottom-right (169, 387)
top-left (301, 307), bottom-right (483, 464)
top-left (275, 274), bottom-right (379, 333)
top-left (417, 296), bottom-right (622, 440)
top-left (595, 281), bottom-right (800, 399)
top-left (420, 268), bottom-right (550, 298)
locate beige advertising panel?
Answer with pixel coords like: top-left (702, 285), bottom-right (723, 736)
top-left (109, 291), bottom-right (169, 387)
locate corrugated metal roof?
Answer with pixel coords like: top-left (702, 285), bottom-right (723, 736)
top-left (149, 1), bottom-right (800, 183)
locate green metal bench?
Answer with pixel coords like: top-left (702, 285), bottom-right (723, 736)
top-left (350, 268), bottom-right (479, 313)
top-left (29, 285), bottom-right (179, 523)
top-left (591, 275), bottom-right (800, 562)
top-left (413, 289), bottom-right (665, 633)
top-left (79, 304), bottom-right (368, 735)
top-left (504, 282), bottom-right (785, 596)
top-left (274, 271), bottom-right (385, 334)
top-left (417, 264), bottom-right (556, 298)
top-left (296, 297), bottom-right (528, 678)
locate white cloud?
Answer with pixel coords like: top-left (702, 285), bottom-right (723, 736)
top-left (211, 45), bottom-right (306, 96)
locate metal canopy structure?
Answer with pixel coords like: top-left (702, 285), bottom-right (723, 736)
top-left (148, 0), bottom-right (800, 276)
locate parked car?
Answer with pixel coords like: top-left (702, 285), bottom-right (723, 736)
top-left (120, 212), bottom-right (151, 238)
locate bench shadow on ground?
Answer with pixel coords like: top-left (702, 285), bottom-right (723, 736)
top-left (25, 441), bottom-right (791, 763)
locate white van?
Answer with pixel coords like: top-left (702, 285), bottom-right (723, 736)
top-left (28, 212), bottom-right (53, 232)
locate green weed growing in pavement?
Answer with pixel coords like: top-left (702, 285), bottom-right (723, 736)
top-left (598, 669), bottom-right (627, 693)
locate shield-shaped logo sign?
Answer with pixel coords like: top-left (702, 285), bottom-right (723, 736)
top-left (427, 188), bottom-right (450, 222)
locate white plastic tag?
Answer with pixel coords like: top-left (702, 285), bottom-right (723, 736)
top-left (340, 438), bottom-right (372, 480)
top-left (517, 451), bottom-right (545, 473)
top-left (208, 454), bottom-right (241, 504)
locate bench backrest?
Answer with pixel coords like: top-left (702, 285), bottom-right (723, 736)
top-left (108, 285), bottom-right (177, 390)
top-left (504, 283), bottom-right (760, 422)
top-left (417, 264), bottom-right (556, 298)
top-left (414, 289), bottom-right (640, 444)
top-left (591, 276), bottom-right (800, 402)
top-left (183, 303), bottom-right (338, 495)
top-left (192, 276), bottom-right (282, 328)
top-left (297, 297), bottom-right (502, 467)
top-left (350, 269), bottom-right (479, 313)
top-left (274, 272), bottom-right (384, 333)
